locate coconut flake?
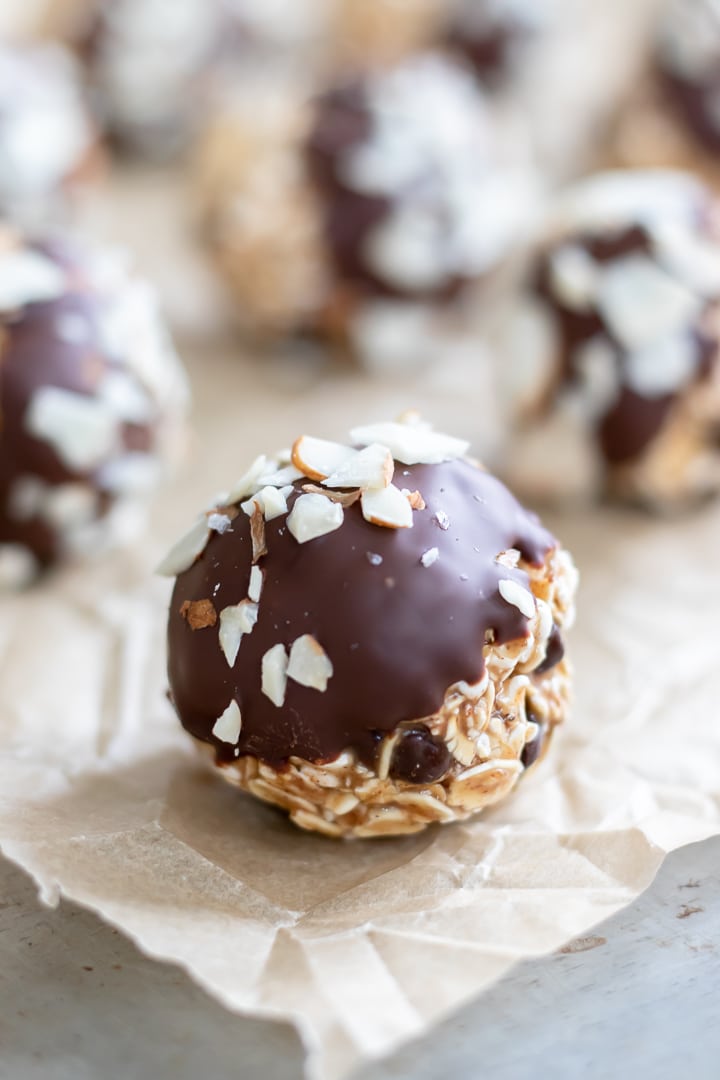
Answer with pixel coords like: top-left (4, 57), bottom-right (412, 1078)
top-left (219, 600), bottom-right (258, 666)
top-left (262, 644), bottom-right (289, 707)
top-left (361, 484), bottom-right (414, 529)
top-left (287, 634), bottom-right (334, 691)
top-left (498, 578), bottom-right (536, 619)
top-left (350, 421), bottom-right (469, 464)
top-left (156, 516), bottom-right (212, 576)
top-left (322, 443), bottom-right (394, 490)
top-left (212, 700), bottom-right (242, 744)
top-left (287, 493), bottom-right (344, 543)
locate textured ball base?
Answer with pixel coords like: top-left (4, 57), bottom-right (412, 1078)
top-left (193, 545), bottom-right (575, 839)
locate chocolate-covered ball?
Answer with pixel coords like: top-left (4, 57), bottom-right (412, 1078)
top-left (161, 417), bottom-right (577, 838)
top-left (0, 227), bottom-right (188, 587)
top-left (41, 0), bottom-right (245, 157)
top-left (0, 42), bottom-right (96, 224)
top-left (500, 170), bottom-right (720, 509)
top-left (657, 0), bottom-right (720, 155)
top-left (196, 53), bottom-right (534, 370)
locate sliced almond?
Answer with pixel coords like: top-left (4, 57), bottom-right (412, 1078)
top-left (219, 600), bottom-right (259, 666)
top-left (322, 443), bottom-right (393, 491)
top-left (241, 485), bottom-right (289, 521)
top-left (405, 490), bottom-right (426, 510)
top-left (495, 548), bottom-right (520, 569)
top-left (250, 503), bottom-right (267, 563)
top-left (287, 493), bottom-right (344, 543)
top-left (287, 635), bottom-right (333, 692)
top-left (248, 565), bottom-right (264, 603)
top-left (302, 484), bottom-right (361, 508)
top-left (179, 598), bottom-right (217, 630)
top-left (226, 454), bottom-right (273, 505)
top-left (350, 421), bottom-right (469, 465)
top-left (291, 435), bottom-right (355, 481)
top-left (262, 644), bottom-right (289, 707)
top-left (156, 516), bottom-right (212, 577)
top-left (361, 485), bottom-right (413, 529)
top-left (212, 700), bottom-right (242, 744)
top-left (256, 463), bottom-right (304, 488)
top-left (498, 578), bottom-right (535, 619)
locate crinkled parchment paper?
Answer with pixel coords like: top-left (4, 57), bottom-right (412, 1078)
top-left (2, 343), bottom-right (720, 1080)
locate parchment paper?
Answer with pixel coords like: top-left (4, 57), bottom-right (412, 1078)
top-left (2, 336), bottom-right (720, 1080)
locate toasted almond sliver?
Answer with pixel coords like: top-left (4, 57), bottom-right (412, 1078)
top-left (155, 516), bottom-right (212, 577)
top-left (212, 700), bottom-right (242, 744)
top-left (180, 598), bottom-right (217, 629)
top-left (262, 644), bottom-right (289, 706)
top-left (287, 493), bottom-right (344, 543)
top-left (292, 435), bottom-right (356, 481)
top-left (498, 578), bottom-right (535, 619)
top-left (219, 600), bottom-right (258, 666)
top-left (405, 489), bottom-right (426, 510)
top-left (302, 484), bottom-right (361, 508)
top-left (250, 503), bottom-right (268, 563)
top-left (361, 484), bottom-right (413, 529)
top-left (350, 421), bottom-right (469, 465)
top-left (322, 443), bottom-right (393, 491)
top-left (287, 634), bottom-right (334, 691)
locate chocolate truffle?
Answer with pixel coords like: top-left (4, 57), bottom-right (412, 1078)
top-left (0, 227), bottom-right (188, 588)
top-left (162, 417), bottom-right (577, 838)
top-left (657, 0), bottom-right (720, 156)
top-left (196, 53), bottom-right (533, 370)
top-left (0, 42), bottom-right (96, 224)
top-left (500, 170), bottom-right (720, 509)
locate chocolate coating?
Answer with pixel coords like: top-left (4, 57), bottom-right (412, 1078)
top-left (0, 232), bottom-right (186, 574)
top-left (533, 623), bottom-right (564, 675)
top-left (168, 459), bottom-right (555, 769)
top-left (534, 191), bottom-right (718, 466)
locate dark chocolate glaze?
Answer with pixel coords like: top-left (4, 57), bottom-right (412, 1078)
top-left (305, 78), bottom-right (468, 304)
top-left (168, 459), bottom-right (556, 770)
top-left (535, 221), bottom-right (717, 465)
top-left (0, 240), bottom-right (159, 567)
top-left (533, 623), bottom-right (564, 675)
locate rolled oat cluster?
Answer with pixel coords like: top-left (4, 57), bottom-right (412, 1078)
top-left (0, 227), bottom-right (189, 588)
top-left (195, 53), bottom-right (534, 370)
top-left (500, 170), bottom-right (720, 510)
top-left (162, 416), bottom-right (577, 838)
top-left (0, 42), bottom-right (96, 224)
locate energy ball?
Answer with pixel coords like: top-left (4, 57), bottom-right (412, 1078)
top-left (0, 42), bottom-right (97, 225)
top-left (39, 0), bottom-right (243, 158)
top-left (0, 227), bottom-right (188, 588)
top-left (161, 417), bottom-right (577, 839)
top-left (500, 170), bottom-right (720, 510)
top-left (196, 53), bottom-right (533, 370)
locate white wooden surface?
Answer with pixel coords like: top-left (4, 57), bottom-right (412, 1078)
top-left (2, 836), bottom-right (719, 1080)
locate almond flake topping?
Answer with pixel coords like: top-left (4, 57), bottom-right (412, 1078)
top-left (302, 484), bottom-right (361, 507)
top-left (495, 548), bottom-right (520, 569)
top-left (241, 485), bottom-right (290, 521)
top-left (256, 464), bottom-right (304, 488)
top-left (287, 493), bottom-right (344, 543)
top-left (361, 484), bottom-right (413, 529)
top-left (248, 565), bottom-right (264, 603)
top-left (287, 635), bottom-right (334, 692)
top-left (292, 435), bottom-right (356, 481)
top-left (219, 600), bottom-right (258, 666)
top-left (262, 644), bottom-right (289, 707)
top-left (498, 578), bottom-right (536, 619)
top-left (420, 547), bottom-right (440, 567)
top-left (212, 700), bottom-right (242, 744)
top-left (226, 454), bottom-right (273, 505)
top-left (405, 490), bottom-right (426, 510)
top-left (156, 516), bottom-right (212, 577)
top-left (179, 598), bottom-right (217, 630)
top-left (322, 443), bottom-right (393, 491)
top-left (250, 503), bottom-right (268, 563)
top-left (350, 421), bottom-right (469, 465)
